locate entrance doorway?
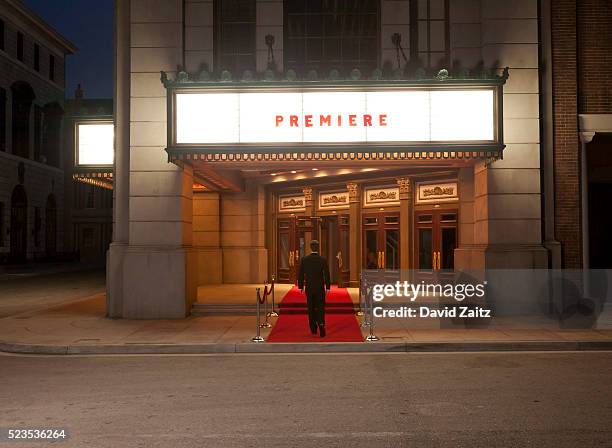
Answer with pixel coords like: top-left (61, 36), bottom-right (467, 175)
top-left (320, 215), bottom-right (350, 286)
top-left (414, 209), bottom-right (458, 275)
top-left (10, 185), bottom-right (28, 262)
top-left (362, 212), bottom-right (400, 271)
top-left (277, 216), bottom-right (319, 283)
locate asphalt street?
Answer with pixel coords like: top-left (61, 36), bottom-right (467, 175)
top-left (1, 352), bottom-right (611, 447)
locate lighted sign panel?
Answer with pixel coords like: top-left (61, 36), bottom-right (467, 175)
top-left (174, 89), bottom-right (495, 147)
top-left (77, 123), bottom-right (114, 166)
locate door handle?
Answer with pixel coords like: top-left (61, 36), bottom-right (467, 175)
top-left (435, 251), bottom-right (441, 270)
top-left (289, 251), bottom-right (294, 267)
top-left (377, 251), bottom-right (381, 269)
top-left (432, 251), bottom-right (438, 271)
top-left (381, 250), bottom-right (385, 269)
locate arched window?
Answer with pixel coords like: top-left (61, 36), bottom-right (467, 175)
top-left (45, 194), bottom-right (57, 257)
top-left (11, 81), bottom-right (35, 159)
top-left (10, 185), bottom-right (28, 262)
top-left (43, 102), bottom-right (63, 168)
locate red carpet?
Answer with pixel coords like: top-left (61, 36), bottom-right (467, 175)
top-left (267, 286), bottom-right (363, 342)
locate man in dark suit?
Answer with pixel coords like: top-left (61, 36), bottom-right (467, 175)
top-left (298, 240), bottom-right (331, 337)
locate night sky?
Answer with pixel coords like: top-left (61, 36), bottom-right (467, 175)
top-left (24, 0), bottom-right (114, 99)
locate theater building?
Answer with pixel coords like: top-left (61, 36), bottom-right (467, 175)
top-left (108, 0), bottom-right (610, 318)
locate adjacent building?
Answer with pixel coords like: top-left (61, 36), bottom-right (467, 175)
top-left (0, 0), bottom-right (76, 263)
top-left (108, 0), bottom-right (611, 318)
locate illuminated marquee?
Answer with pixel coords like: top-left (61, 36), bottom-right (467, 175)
top-left (172, 88), bottom-right (499, 148)
top-left (76, 122), bottom-right (114, 166)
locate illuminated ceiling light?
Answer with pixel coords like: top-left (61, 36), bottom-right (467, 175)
top-left (270, 173), bottom-right (277, 176)
top-left (312, 168), bottom-right (319, 171)
top-left (291, 170), bottom-right (297, 174)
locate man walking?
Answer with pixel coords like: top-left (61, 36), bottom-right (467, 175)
top-left (298, 240), bottom-right (331, 337)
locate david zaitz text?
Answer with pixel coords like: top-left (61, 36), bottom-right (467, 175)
top-left (369, 281), bottom-right (493, 319)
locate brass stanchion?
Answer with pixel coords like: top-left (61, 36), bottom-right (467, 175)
top-left (365, 284), bottom-right (379, 342)
top-left (267, 275), bottom-right (278, 317)
top-left (356, 272), bottom-right (364, 316)
top-left (260, 285), bottom-right (272, 328)
top-left (252, 288), bottom-right (264, 342)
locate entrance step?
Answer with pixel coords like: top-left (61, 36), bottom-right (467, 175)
top-left (191, 303), bottom-right (256, 316)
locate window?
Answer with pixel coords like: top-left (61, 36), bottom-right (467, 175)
top-left (0, 88), bottom-right (6, 152)
top-left (0, 19), bottom-right (5, 51)
top-left (215, 0), bottom-right (256, 76)
top-left (410, 0), bottom-right (449, 69)
top-left (285, 0), bottom-right (379, 75)
top-left (34, 105), bottom-right (42, 161)
top-left (49, 54), bottom-right (55, 81)
top-left (17, 32), bottom-right (24, 61)
top-left (34, 43), bottom-right (40, 71)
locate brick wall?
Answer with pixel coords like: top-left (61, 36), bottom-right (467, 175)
top-left (551, 0), bottom-right (582, 268)
top-left (578, 0), bottom-right (612, 114)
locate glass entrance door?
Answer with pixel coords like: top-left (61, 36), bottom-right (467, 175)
top-left (362, 212), bottom-right (400, 271)
top-left (320, 215), bottom-right (350, 286)
top-left (277, 216), bottom-right (319, 284)
top-left (414, 210), bottom-right (458, 276)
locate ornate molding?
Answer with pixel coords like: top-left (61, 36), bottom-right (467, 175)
top-left (302, 187), bottom-right (313, 203)
top-left (346, 183), bottom-right (359, 202)
top-left (415, 180), bottom-right (459, 204)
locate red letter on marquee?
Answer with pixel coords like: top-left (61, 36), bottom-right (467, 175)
top-left (320, 115), bottom-right (331, 126)
top-left (349, 115), bottom-right (357, 126)
top-left (379, 114), bottom-right (388, 126)
top-left (290, 115), bottom-right (298, 127)
top-left (275, 115), bottom-right (284, 127)
top-left (363, 114), bottom-right (372, 126)
top-left (305, 115), bottom-right (313, 127)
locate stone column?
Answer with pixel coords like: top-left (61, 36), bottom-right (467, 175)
top-left (106, 0), bottom-right (130, 317)
top-left (397, 177), bottom-right (412, 274)
top-left (347, 182), bottom-right (361, 287)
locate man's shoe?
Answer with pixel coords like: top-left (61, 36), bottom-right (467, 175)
top-left (319, 325), bottom-right (326, 337)
top-left (310, 326), bottom-right (318, 335)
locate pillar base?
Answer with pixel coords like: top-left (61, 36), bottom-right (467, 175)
top-left (455, 244), bottom-right (549, 270)
top-left (118, 246), bottom-right (197, 319)
top-left (195, 248), bottom-right (222, 284)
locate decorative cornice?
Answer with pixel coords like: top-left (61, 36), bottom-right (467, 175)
top-left (168, 150), bottom-right (503, 164)
top-left (160, 67), bottom-right (509, 89)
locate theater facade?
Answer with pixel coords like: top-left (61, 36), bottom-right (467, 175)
top-left (108, 0), bottom-right (557, 318)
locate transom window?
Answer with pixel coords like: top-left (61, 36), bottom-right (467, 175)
top-left (284, 0), bottom-right (379, 75)
top-left (215, 0), bottom-right (256, 76)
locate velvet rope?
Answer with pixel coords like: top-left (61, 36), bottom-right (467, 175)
top-left (257, 280), bottom-right (275, 304)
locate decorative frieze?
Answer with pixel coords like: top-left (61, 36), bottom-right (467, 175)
top-left (415, 181), bottom-right (459, 204)
top-left (319, 191), bottom-right (350, 210)
top-left (279, 194), bottom-right (305, 212)
top-left (363, 185), bottom-right (400, 207)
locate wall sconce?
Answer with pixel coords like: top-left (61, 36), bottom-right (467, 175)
top-left (265, 34), bottom-right (276, 70)
top-left (391, 33), bottom-right (408, 70)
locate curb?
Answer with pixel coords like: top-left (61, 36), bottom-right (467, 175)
top-left (2, 340), bottom-right (612, 355)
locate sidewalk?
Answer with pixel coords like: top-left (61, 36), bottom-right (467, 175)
top-left (2, 293), bottom-right (612, 355)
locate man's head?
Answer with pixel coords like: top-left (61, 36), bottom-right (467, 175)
top-left (310, 240), bottom-right (320, 253)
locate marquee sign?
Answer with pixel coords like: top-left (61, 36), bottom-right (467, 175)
top-left (75, 121), bottom-right (114, 167)
top-left (168, 85), bottom-right (502, 152)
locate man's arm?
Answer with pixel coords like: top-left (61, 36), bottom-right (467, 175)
top-left (323, 258), bottom-right (331, 291)
top-left (297, 257), bottom-right (305, 290)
